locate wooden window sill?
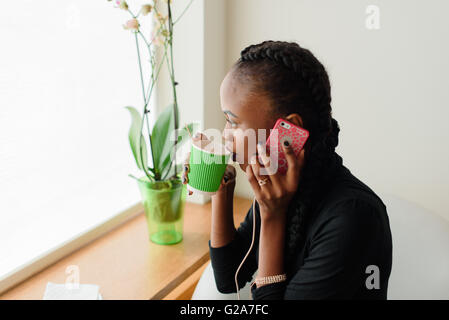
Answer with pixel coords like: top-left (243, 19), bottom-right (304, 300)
top-left (0, 196), bottom-right (251, 300)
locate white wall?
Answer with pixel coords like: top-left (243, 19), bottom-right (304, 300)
top-left (161, 0), bottom-right (449, 221)
top-left (156, 0), bottom-right (227, 204)
top-left (224, 0), bottom-right (449, 222)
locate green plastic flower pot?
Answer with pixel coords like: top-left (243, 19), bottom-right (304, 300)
top-left (137, 177), bottom-right (187, 245)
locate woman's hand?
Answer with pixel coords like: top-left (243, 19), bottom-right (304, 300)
top-left (181, 133), bottom-right (237, 196)
top-left (245, 140), bottom-right (306, 222)
top-left (212, 164), bottom-right (237, 196)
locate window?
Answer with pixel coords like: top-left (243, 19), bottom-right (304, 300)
top-left (0, 1), bottom-right (155, 290)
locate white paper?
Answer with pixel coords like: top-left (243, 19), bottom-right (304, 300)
top-left (43, 282), bottom-right (102, 300)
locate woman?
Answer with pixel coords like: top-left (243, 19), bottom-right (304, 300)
top-left (182, 40), bottom-right (392, 300)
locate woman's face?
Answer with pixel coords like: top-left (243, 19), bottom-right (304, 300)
top-left (219, 70), bottom-right (279, 172)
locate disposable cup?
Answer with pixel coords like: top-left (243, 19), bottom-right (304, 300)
top-left (186, 139), bottom-right (232, 195)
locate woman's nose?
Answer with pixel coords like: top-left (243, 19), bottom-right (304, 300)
top-left (222, 126), bottom-right (234, 151)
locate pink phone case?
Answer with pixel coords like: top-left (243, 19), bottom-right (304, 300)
top-left (265, 118), bottom-right (309, 174)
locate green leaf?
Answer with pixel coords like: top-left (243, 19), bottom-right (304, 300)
top-left (161, 161), bottom-right (183, 181)
top-left (125, 106), bottom-right (148, 171)
top-left (140, 134), bottom-right (149, 169)
top-left (160, 157), bottom-right (173, 180)
top-left (175, 163), bottom-right (183, 175)
top-left (151, 103), bottom-right (175, 172)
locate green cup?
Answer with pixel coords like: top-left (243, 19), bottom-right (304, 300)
top-left (187, 139), bottom-right (232, 195)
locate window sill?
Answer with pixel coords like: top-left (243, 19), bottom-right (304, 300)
top-left (0, 196), bottom-right (251, 300)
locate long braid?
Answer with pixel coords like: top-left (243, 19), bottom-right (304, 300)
top-left (235, 41), bottom-right (342, 276)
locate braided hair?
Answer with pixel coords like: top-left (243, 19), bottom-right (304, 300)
top-left (232, 41), bottom-right (342, 277)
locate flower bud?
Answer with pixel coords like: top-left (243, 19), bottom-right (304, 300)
top-left (141, 4), bottom-right (153, 16)
top-left (116, 1), bottom-right (128, 10)
top-left (156, 12), bottom-right (168, 23)
top-left (161, 29), bottom-right (169, 38)
top-left (123, 18), bottom-right (139, 31)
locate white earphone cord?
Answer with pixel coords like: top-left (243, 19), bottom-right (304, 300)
top-left (234, 196), bottom-right (257, 300)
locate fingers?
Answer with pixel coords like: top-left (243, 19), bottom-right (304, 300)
top-left (181, 165), bottom-right (189, 183)
top-left (249, 153), bottom-right (263, 183)
top-left (249, 152), bottom-right (275, 199)
top-left (282, 140), bottom-right (296, 165)
top-left (257, 145), bottom-right (282, 194)
top-left (182, 152), bottom-right (193, 195)
top-left (223, 165), bottom-right (236, 184)
top-left (256, 143), bottom-right (272, 173)
top-left (182, 152), bottom-right (190, 183)
top-left (256, 143), bottom-right (281, 189)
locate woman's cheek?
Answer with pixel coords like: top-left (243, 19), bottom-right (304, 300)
top-left (233, 129), bottom-right (251, 165)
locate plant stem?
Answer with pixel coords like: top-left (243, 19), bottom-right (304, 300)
top-left (141, 47), bottom-right (167, 173)
top-left (134, 32), bottom-right (155, 181)
top-left (141, 43), bottom-right (167, 178)
top-left (126, 7), bottom-right (156, 180)
top-left (145, 44), bottom-right (167, 103)
top-left (167, 2), bottom-right (179, 179)
top-left (136, 32), bottom-right (158, 173)
top-left (173, 0), bottom-right (194, 25)
top-left (125, 2), bottom-right (189, 182)
top-left (139, 27), bottom-right (163, 97)
top-left (127, 8), bottom-right (136, 18)
top-left (135, 34), bottom-right (147, 113)
top-left (138, 30), bottom-right (151, 49)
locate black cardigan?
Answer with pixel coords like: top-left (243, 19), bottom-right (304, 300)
top-left (208, 154), bottom-right (393, 300)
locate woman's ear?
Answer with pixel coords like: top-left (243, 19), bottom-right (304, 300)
top-left (285, 113), bottom-right (304, 128)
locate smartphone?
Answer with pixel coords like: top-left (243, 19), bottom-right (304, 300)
top-left (264, 118), bottom-right (309, 175)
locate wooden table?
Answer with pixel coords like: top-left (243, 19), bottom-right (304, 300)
top-left (0, 196), bottom-right (252, 300)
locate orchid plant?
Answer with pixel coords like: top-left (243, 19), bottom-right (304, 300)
top-left (108, 0), bottom-right (197, 186)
